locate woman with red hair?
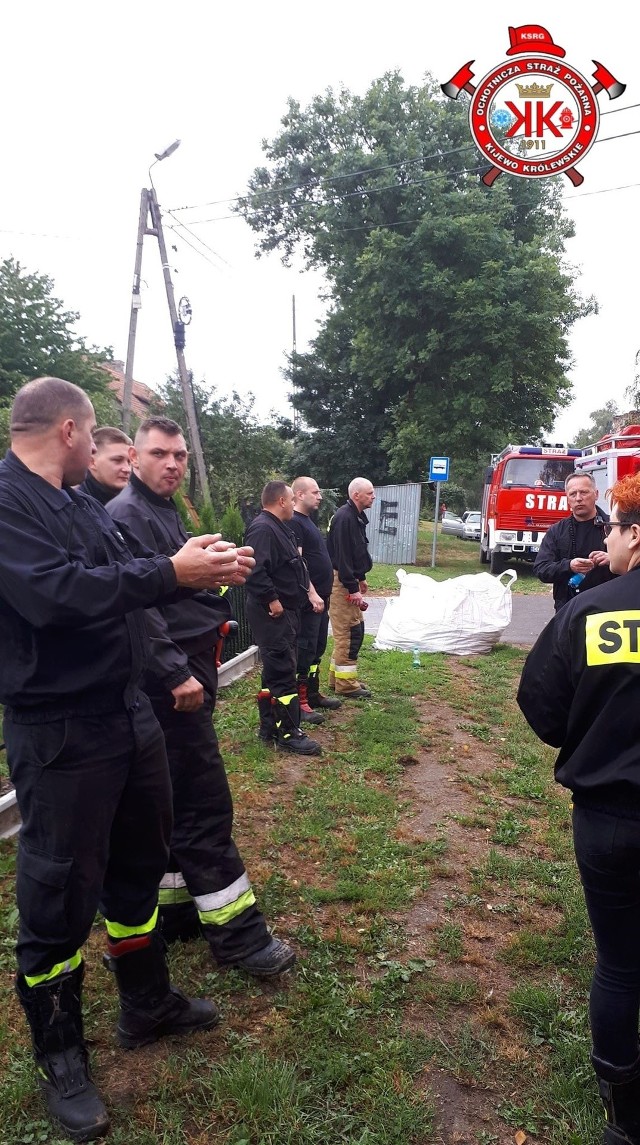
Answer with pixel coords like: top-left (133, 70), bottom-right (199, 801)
top-left (519, 473), bottom-right (640, 1144)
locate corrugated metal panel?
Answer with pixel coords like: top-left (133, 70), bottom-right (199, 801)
top-left (367, 483), bottom-right (422, 565)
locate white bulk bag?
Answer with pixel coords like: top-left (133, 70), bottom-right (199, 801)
top-left (373, 568), bottom-right (516, 656)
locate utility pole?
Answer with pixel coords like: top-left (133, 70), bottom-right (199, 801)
top-left (291, 293), bottom-right (298, 434)
top-left (122, 189), bottom-right (151, 436)
top-left (147, 187), bottom-right (210, 505)
top-left (120, 177), bottom-right (211, 504)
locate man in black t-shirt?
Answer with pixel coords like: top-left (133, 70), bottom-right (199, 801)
top-left (533, 472), bottom-right (609, 611)
top-left (291, 477), bottom-right (342, 720)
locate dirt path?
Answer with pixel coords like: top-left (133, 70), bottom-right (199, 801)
top-left (393, 666), bottom-right (547, 1145)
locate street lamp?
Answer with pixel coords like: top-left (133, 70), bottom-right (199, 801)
top-left (121, 142), bottom-right (210, 502)
top-left (154, 139), bottom-right (181, 162)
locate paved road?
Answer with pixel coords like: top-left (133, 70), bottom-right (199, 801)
top-left (362, 591), bottom-right (554, 648)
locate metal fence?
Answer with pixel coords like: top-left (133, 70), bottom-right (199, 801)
top-left (367, 482), bottom-right (422, 566)
top-left (221, 584), bottom-right (255, 662)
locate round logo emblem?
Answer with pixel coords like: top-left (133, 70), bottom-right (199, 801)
top-left (469, 56), bottom-right (599, 179)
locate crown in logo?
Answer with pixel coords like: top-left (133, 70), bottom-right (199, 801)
top-left (515, 82), bottom-right (554, 98)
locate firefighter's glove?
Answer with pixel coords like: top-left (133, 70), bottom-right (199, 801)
top-left (346, 592), bottom-right (368, 611)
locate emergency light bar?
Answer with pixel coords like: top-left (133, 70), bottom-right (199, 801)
top-left (495, 444), bottom-right (582, 462)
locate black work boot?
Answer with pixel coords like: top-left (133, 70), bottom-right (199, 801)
top-left (308, 667), bottom-right (342, 710)
top-left (297, 678), bottom-right (325, 725)
top-left (273, 696), bottom-right (322, 756)
top-left (16, 965), bottom-right (110, 1143)
top-left (158, 900), bottom-right (202, 944)
top-left (256, 689), bottom-right (277, 742)
top-left (597, 1062), bottom-right (640, 1144)
top-left (233, 936), bottom-right (297, 978)
top-left (107, 930), bottom-right (219, 1049)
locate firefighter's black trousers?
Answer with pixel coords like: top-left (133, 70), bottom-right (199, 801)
top-left (148, 648), bottom-right (269, 963)
top-left (296, 601), bottom-right (330, 678)
top-left (6, 696), bottom-right (172, 979)
top-left (247, 600), bottom-right (300, 697)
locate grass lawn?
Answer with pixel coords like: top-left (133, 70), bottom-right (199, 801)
top-left (367, 521), bottom-right (551, 597)
top-left (0, 640), bottom-right (598, 1144)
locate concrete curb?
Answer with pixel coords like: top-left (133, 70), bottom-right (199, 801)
top-left (0, 788), bottom-right (20, 840)
top-left (0, 646), bottom-right (261, 841)
top-left (218, 644), bottom-right (259, 687)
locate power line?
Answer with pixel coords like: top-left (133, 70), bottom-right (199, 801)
top-left (165, 224), bottom-right (224, 271)
top-left (167, 108), bottom-right (640, 216)
top-left (171, 126), bottom-right (640, 229)
top-left (593, 128), bottom-right (640, 143)
top-left (601, 101), bottom-right (640, 115)
top-left (165, 211), bottom-right (230, 266)
top-left (179, 162), bottom-right (493, 227)
top-left (167, 143), bottom-right (479, 214)
top-left (565, 180), bottom-right (640, 200)
top-left (0, 228), bottom-right (80, 241)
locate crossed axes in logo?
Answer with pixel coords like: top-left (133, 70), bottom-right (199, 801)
top-left (442, 59), bottom-right (625, 186)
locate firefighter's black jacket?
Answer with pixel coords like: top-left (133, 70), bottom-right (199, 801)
top-left (108, 474), bottom-right (231, 691)
top-left (518, 566), bottom-right (640, 814)
top-left (244, 510), bottom-right (309, 610)
top-left (77, 471), bottom-right (117, 506)
top-left (326, 499), bottom-right (373, 594)
top-left (0, 450), bottom-right (177, 719)
top-left (533, 512), bottom-right (608, 610)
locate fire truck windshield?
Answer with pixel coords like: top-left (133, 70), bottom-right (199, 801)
top-left (502, 457), bottom-right (575, 489)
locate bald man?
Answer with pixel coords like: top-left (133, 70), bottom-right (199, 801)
top-left (326, 478), bottom-right (375, 698)
top-left (291, 477), bottom-right (341, 718)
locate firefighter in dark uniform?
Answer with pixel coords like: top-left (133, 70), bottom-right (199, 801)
top-left (0, 378), bottom-right (243, 1141)
top-left (77, 425), bottom-right (132, 506)
top-left (533, 471), bottom-right (609, 611)
top-left (245, 481), bottom-right (321, 755)
top-left (290, 476), bottom-right (341, 720)
top-left (518, 472), bottom-right (640, 1145)
top-left (327, 477), bottom-right (375, 698)
top-left (109, 417), bottom-right (295, 976)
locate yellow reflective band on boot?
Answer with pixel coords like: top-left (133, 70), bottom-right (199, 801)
top-left (277, 693), bottom-right (297, 706)
top-left (26, 951), bottom-right (82, 987)
top-left (105, 908), bottom-right (158, 939)
top-left (195, 873), bottom-right (256, 926)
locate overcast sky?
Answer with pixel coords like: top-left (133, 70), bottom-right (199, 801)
top-left (1, 1), bottom-right (638, 451)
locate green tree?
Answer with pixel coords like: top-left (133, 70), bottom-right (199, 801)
top-left (572, 401), bottom-right (621, 448)
top-left (219, 502), bottom-right (245, 546)
top-left (0, 258), bottom-right (117, 447)
top-left (238, 73), bottom-right (594, 483)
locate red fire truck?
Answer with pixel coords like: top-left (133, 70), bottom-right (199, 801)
top-left (480, 443), bottom-right (582, 573)
top-left (573, 424), bottom-right (640, 500)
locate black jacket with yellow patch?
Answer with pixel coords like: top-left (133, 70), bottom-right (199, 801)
top-left (517, 566), bottom-right (640, 813)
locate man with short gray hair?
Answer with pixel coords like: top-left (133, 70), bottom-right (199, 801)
top-left (534, 471), bottom-right (609, 611)
top-left (326, 478), bottom-right (375, 697)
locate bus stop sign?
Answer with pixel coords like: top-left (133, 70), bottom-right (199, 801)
top-left (429, 456), bottom-right (450, 482)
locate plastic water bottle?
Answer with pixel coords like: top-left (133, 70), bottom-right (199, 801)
top-left (412, 647), bottom-right (422, 668)
top-left (568, 572), bottom-right (585, 595)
